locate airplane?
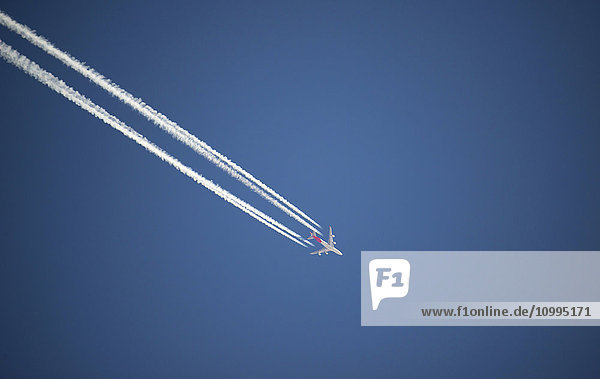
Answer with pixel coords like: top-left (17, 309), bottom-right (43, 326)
top-left (308, 226), bottom-right (343, 256)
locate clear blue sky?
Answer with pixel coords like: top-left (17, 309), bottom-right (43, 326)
top-left (1, 1), bottom-right (599, 377)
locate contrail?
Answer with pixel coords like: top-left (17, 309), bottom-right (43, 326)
top-left (0, 10), bottom-right (322, 235)
top-left (0, 39), bottom-right (307, 247)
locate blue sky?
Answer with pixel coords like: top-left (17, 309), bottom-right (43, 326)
top-left (1, 1), bottom-right (599, 377)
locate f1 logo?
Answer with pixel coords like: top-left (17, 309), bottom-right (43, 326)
top-left (369, 259), bottom-right (411, 310)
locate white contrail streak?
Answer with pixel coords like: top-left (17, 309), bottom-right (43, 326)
top-left (0, 39), bottom-right (307, 247)
top-left (0, 10), bottom-right (322, 235)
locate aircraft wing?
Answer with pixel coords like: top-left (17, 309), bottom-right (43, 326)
top-left (310, 247), bottom-right (328, 255)
top-left (328, 226), bottom-right (334, 245)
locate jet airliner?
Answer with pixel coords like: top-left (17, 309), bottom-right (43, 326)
top-left (308, 226), bottom-right (343, 256)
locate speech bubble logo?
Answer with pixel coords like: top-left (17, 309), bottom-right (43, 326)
top-left (369, 259), bottom-right (411, 310)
